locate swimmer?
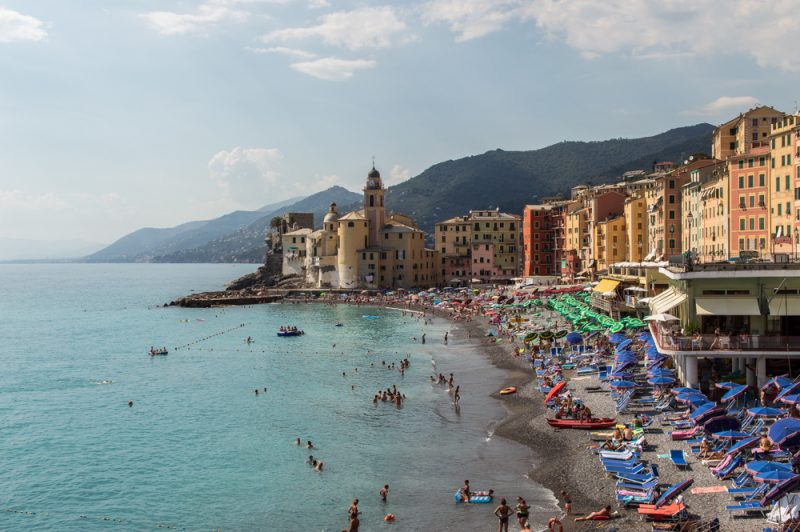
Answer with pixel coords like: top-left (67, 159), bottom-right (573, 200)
top-left (307, 440), bottom-right (314, 449)
top-left (296, 438), bottom-right (301, 445)
top-left (315, 461), bottom-right (324, 472)
top-left (128, 400), bottom-right (133, 407)
top-left (308, 455), bottom-right (314, 464)
top-left (255, 389), bottom-right (259, 395)
top-left (380, 484), bottom-right (389, 502)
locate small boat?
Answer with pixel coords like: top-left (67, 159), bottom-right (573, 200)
top-left (149, 347), bottom-right (168, 356)
top-left (547, 417), bottom-right (616, 429)
top-left (277, 328), bottom-right (304, 337)
top-left (335, 323), bottom-right (344, 327)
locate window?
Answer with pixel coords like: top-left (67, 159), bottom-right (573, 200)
top-left (348, 221), bottom-right (354, 227)
top-left (748, 175), bottom-right (754, 188)
top-left (749, 218), bottom-right (755, 230)
top-left (787, 175), bottom-right (791, 191)
top-left (740, 219), bottom-right (745, 230)
top-left (738, 160), bottom-right (744, 169)
top-left (759, 217), bottom-right (765, 230)
top-left (748, 158), bottom-right (754, 168)
top-left (777, 176), bottom-right (781, 192)
top-left (759, 194), bottom-right (765, 207)
top-left (668, 195), bottom-right (675, 204)
top-left (669, 239), bottom-right (675, 249)
top-left (759, 173), bottom-right (765, 186)
top-left (779, 203), bottom-right (783, 216)
top-left (739, 238), bottom-right (745, 250)
top-left (759, 156), bottom-right (766, 167)
top-left (739, 176), bottom-right (745, 188)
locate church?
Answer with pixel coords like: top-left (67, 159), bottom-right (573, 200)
top-left (282, 166), bottom-right (439, 289)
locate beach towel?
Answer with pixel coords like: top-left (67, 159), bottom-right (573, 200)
top-left (690, 486), bottom-right (728, 494)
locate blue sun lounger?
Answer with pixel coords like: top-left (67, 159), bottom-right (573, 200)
top-left (670, 449), bottom-right (688, 469)
top-left (653, 478), bottom-right (693, 508)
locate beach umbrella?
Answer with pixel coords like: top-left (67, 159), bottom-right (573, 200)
top-left (711, 429), bottom-right (751, 440)
top-left (691, 402), bottom-right (717, 418)
top-left (644, 313), bottom-right (680, 322)
top-left (746, 461), bottom-right (793, 475)
top-left (647, 376), bottom-right (676, 386)
top-left (782, 394), bottom-right (800, 406)
top-left (610, 380), bottom-right (637, 389)
top-left (675, 392), bottom-right (707, 403)
top-left (543, 381), bottom-right (566, 403)
top-left (755, 470), bottom-right (799, 484)
top-left (703, 415), bottom-right (740, 433)
top-left (762, 475), bottom-right (800, 506)
top-left (721, 384), bottom-right (748, 403)
top-left (769, 418), bottom-right (800, 445)
top-left (616, 339), bottom-right (632, 350)
top-left (715, 381), bottom-right (738, 390)
top-left (565, 332), bottom-right (583, 345)
top-left (777, 382), bottom-right (800, 401)
top-left (610, 371), bottom-right (634, 379)
top-left (725, 436), bottom-right (759, 456)
top-left (763, 376), bottom-right (794, 391)
top-left (672, 387), bottom-right (700, 395)
top-left (748, 407), bottom-right (785, 418)
top-left (647, 369), bottom-right (675, 376)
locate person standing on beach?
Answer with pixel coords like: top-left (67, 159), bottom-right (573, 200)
top-left (515, 497), bottom-right (529, 528)
top-left (560, 491), bottom-right (572, 515)
top-left (422, 333), bottom-right (426, 344)
top-left (444, 331), bottom-right (448, 344)
top-left (493, 498), bottom-right (512, 532)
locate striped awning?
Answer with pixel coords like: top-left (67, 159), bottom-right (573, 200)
top-left (649, 287), bottom-right (687, 315)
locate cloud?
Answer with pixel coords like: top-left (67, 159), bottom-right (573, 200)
top-left (290, 57), bottom-right (377, 80)
top-left (0, 190), bottom-right (67, 210)
top-left (387, 164), bottom-right (412, 185)
top-left (700, 96), bottom-right (760, 113)
top-left (246, 46), bottom-right (317, 59)
top-left (0, 7), bottom-right (47, 43)
top-left (209, 147), bottom-right (285, 206)
top-left (264, 6), bottom-right (409, 50)
top-left (143, 0), bottom-right (284, 35)
top-left (308, 0), bottom-right (330, 8)
top-left (421, 0), bottom-right (520, 42)
top-left (421, 0), bottom-right (800, 72)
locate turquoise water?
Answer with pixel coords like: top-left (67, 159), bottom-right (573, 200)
top-left (0, 264), bottom-right (555, 531)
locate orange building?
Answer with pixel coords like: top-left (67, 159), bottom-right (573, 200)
top-left (728, 145), bottom-right (770, 258)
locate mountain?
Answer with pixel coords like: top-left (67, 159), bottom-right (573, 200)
top-left (85, 210), bottom-right (267, 262)
top-left (151, 186), bottom-right (362, 263)
top-left (86, 124), bottom-right (714, 263)
top-left (257, 196), bottom-right (302, 212)
top-left (0, 237), bottom-right (106, 261)
top-left (382, 123), bottom-right (715, 233)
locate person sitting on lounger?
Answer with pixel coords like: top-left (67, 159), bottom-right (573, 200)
top-left (698, 437), bottom-right (712, 457)
top-left (574, 505), bottom-right (611, 521)
top-left (759, 433), bottom-right (773, 453)
top-left (623, 426), bottom-right (634, 441)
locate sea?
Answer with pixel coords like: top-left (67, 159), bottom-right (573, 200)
top-left (0, 264), bottom-right (557, 531)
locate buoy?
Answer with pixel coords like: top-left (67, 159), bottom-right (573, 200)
top-left (547, 517), bottom-right (563, 532)
top-left (384, 514), bottom-right (395, 522)
top-left (499, 386), bottom-right (517, 395)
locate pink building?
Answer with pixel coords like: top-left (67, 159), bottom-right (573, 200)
top-left (471, 242), bottom-right (498, 279)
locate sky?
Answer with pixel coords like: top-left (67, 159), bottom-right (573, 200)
top-left (2, 0), bottom-right (800, 246)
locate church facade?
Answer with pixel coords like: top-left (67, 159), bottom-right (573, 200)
top-left (282, 166), bottom-right (439, 290)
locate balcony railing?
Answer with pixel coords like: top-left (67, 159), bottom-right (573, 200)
top-left (655, 329), bottom-right (800, 352)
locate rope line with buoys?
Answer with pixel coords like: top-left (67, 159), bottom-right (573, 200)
top-left (173, 322), bottom-right (250, 351)
top-left (2, 507), bottom-right (202, 530)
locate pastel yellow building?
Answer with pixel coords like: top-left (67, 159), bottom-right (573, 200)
top-left (698, 170), bottom-right (728, 262)
top-left (593, 215), bottom-right (627, 270)
top-left (712, 106), bottom-right (783, 160)
top-left (623, 195), bottom-right (648, 262)
top-left (769, 114), bottom-right (798, 256)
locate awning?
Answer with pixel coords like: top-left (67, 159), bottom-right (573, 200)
top-left (696, 297), bottom-right (760, 316)
top-left (649, 287), bottom-right (688, 315)
top-left (593, 279), bottom-right (620, 293)
top-left (769, 296), bottom-right (800, 316)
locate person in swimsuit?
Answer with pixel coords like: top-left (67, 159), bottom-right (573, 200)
top-left (574, 505), bottom-right (611, 521)
top-left (460, 480), bottom-right (471, 502)
top-left (494, 498), bottom-right (513, 532)
top-left (380, 484), bottom-right (389, 502)
top-left (515, 497), bottom-right (530, 528)
top-left (348, 499), bottom-right (360, 530)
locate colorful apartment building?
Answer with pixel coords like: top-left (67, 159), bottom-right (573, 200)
top-left (522, 204), bottom-right (556, 277)
top-left (728, 146), bottom-right (770, 258)
top-left (698, 168), bottom-right (729, 263)
top-left (770, 114), bottom-right (798, 257)
top-left (593, 215), bottom-right (627, 270)
top-left (711, 105), bottom-right (783, 160)
top-left (624, 195), bottom-right (648, 262)
top-left (435, 209), bottom-right (520, 283)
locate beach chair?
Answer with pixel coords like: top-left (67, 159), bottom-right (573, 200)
top-left (616, 478), bottom-right (659, 491)
top-left (670, 449), bottom-right (689, 469)
top-left (671, 426), bottom-right (702, 441)
top-left (652, 478), bottom-right (693, 509)
top-left (728, 482), bottom-right (768, 501)
top-left (637, 501), bottom-right (686, 519)
top-left (599, 449), bottom-right (637, 461)
top-left (712, 454), bottom-right (742, 479)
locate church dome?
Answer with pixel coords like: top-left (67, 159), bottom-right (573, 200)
top-left (368, 166), bottom-right (380, 179)
top-left (323, 202), bottom-right (339, 223)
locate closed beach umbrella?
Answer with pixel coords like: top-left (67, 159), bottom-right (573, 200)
top-left (644, 313), bottom-right (680, 322)
top-left (721, 384), bottom-right (748, 403)
top-left (769, 418), bottom-right (800, 445)
top-left (711, 429), bottom-right (751, 440)
top-left (748, 407), bottom-right (785, 418)
top-left (647, 376), bottom-right (676, 386)
top-left (610, 380), bottom-right (637, 389)
top-left (755, 470), bottom-right (798, 484)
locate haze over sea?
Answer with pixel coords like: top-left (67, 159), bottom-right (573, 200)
top-left (0, 264), bottom-right (555, 531)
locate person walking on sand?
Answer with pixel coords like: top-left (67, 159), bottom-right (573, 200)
top-left (493, 498), bottom-right (513, 532)
top-left (380, 484), bottom-right (389, 502)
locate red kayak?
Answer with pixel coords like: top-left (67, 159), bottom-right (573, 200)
top-left (547, 418), bottom-right (616, 429)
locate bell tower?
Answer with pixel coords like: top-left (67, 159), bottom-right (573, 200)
top-left (364, 164), bottom-right (385, 247)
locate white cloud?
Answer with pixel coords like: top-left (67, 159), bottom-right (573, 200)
top-left (246, 46), bottom-right (317, 59)
top-left (421, 0), bottom-right (520, 42)
top-left (209, 147), bottom-right (284, 206)
top-left (143, 0), bottom-right (284, 35)
top-left (387, 164), bottom-right (411, 185)
top-left (264, 6), bottom-right (410, 50)
top-left (290, 57), bottom-right (377, 80)
top-left (0, 190), bottom-right (67, 210)
top-left (308, 0), bottom-right (330, 8)
top-left (422, 0), bottom-right (800, 72)
top-left (0, 7), bottom-right (47, 43)
top-left (700, 96), bottom-right (760, 113)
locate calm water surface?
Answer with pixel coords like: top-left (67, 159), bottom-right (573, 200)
top-left (0, 264), bottom-right (556, 531)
